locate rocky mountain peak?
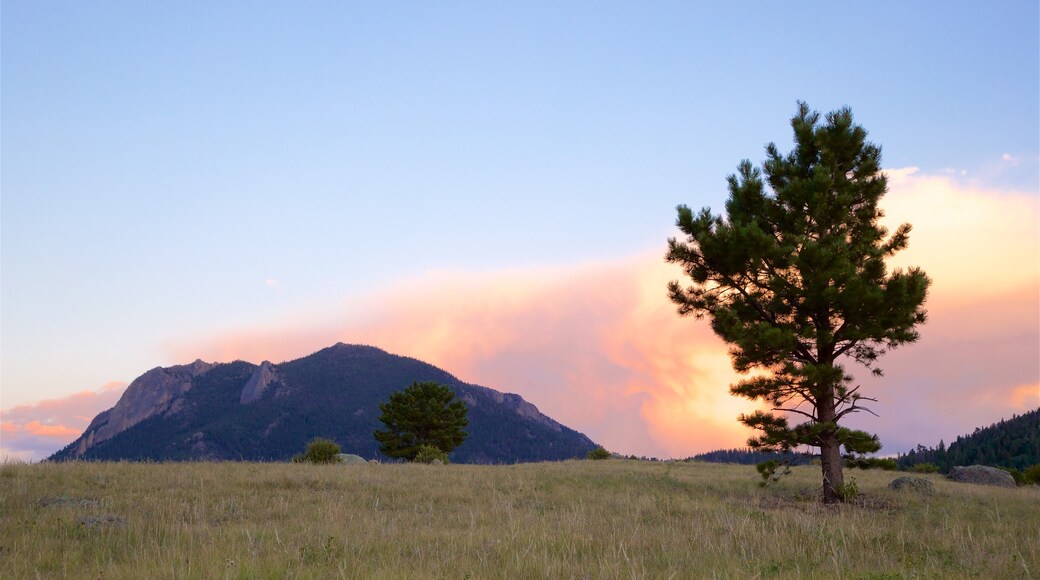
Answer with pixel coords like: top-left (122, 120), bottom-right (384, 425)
top-left (240, 361), bottom-right (280, 404)
top-left (70, 360), bottom-right (217, 456)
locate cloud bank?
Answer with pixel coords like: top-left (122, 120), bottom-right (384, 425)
top-left (164, 168), bottom-right (1037, 458)
top-left (0, 382), bottom-right (126, 462)
top-left (6, 168), bottom-right (1037, 461)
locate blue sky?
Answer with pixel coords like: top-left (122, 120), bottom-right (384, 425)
top-left (2, 2), bottom-right (1038, 459)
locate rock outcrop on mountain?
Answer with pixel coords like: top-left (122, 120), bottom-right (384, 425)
top-left (240, 361), bottom-right (279, 404)
top-left (74, 360), bottom-right (215, 456)
top-left (51, 344), bottom-right (597, 463)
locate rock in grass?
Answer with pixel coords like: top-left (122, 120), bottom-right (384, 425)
top-left (38, 496), bottom-right (99, 508)
top-left (78, 515), bottom-right (126, 529)
top-left (888, 476), bottom-right (935, 494)
top-left (948, 465), bottom-right (1016, 488)
top-left (336, 453), bottom-right (368, 465)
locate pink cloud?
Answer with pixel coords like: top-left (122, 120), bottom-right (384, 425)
top-left (0, 381), bottom-right (126, 461)
top-left (23, 421), bottom-right (81, 438)
top-left (168, 257), bottom-right (761, 457)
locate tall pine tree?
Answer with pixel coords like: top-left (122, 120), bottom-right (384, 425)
top-left (666, 102), bottom-right (930, 503)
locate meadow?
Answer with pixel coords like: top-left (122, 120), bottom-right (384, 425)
top-left (2, 459), bottom-right (1037, 579)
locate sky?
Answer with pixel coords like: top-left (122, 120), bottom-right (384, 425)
top-left (2, 2), bottom-right (1038, 461)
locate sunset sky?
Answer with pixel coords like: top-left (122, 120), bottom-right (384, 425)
top-left (3, 3), bottom-right (1038, 461)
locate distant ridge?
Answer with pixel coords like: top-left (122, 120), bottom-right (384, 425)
top-left (689, 448), bottom-right (811, 466)
top-left (896, 408), bottom-right (1039, 472)
top-left (50, 343), bottom-right (598, 463)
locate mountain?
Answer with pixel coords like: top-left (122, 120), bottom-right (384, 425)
top-left (49, 344), bottom-right (597, 463)
top-left (896, 408), bottom-right (1040, 472)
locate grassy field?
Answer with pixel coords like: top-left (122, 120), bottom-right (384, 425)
top-left (1, 459), bottom-right (1037, 579)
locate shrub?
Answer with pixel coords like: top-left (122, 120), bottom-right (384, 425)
top-left (1022, 464), bottom-right (1040, 485)
top-left (299, 438), bottom-right (341, 464)
top-left (836, 477), bottom-right (859, 501)
top-left (413, 444), bottom-right (449, 464)
top-left (874, 458), bottom-right (899, 471)
top-left (911, 463), bottom-right (939, 473)
top-left (587, 446), bottom-right (611, 460)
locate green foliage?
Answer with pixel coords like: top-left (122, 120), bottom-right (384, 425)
top-left (587, 446), bottom-right (611, 460)
top-left (374, 381), bottom-right (469, 461)
top-left (836, 477), bottom-right (859, 501)
top-left (413, 445), bottom-right (449, 464)
top-left (755, 459), bottom-right (792, 486)
top-left (296, 438), bottom-right (341, 464)
top-left (1022, 464), bottom-right (1040, 485)
top-left (666, 102), bottom-right (930, 502)
top-left (911, 463), bottom-right (939, 473)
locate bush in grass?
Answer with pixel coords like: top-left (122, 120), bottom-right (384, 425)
top-left (911, 463), bottom-right (939, 473)
top-left (295, 438), bottom-right (342, 464)
top-left (413, 444), bottom-right (449, 464)
top-left (1022, 464), bottom-right (1040, 485)
top-left (836, 477), bottom-right (859, 501)
top-left (587, 446), bottom-right (611, 460)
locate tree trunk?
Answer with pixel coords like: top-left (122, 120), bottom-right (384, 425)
top-left (818, 390), bottom-right (845, 504)
top-left (819, 430), bottom-right (845, 504)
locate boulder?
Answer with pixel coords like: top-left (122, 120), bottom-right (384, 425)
top-left (336, 453), bottom-right (368, 465)
top-left (888, 476), bottom-right (935, 494)
top-left (948, 465), bottom-right (1016, 488)
top-left (38, 496), bottom-right (100, 508)
top-left (78, 515), bottom-right (126, 529)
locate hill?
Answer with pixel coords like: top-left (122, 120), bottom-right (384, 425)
top-left (48, 343), bottom-right (597, 463)
top-left (896, 408), bottom-right (1039, 472)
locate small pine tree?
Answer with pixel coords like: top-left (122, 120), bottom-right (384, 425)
top-left (587, 446), bottom-right (611, 460)
top-left (374, 381), bottom-right (469, 461)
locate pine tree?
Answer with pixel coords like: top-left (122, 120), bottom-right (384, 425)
top-left (666, 102), bottom-right (930, 503)
top-left (374, 381), bottom-right (469, 461)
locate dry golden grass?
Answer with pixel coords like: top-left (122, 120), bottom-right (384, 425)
top-left (1, 459), bottom-right (1037, 578)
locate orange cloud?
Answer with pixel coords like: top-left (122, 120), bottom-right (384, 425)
top-left (169, 257), bottom-right (759, 457)
top-left (161, 168), bottom-right (1037, 458)
top-left (882, 167), bottom-right (1039, 303)
top-left (0, 381), bottom-right (126, 461)
top-left (1010, 384), bottom-right (1040, 408)
top-left (23, 421), bottom-right (81, 438)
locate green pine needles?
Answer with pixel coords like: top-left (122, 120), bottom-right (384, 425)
top-left (666, 102), bottom-right (930, 503)
top-left (374, 381), bottom-right (469, 462)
